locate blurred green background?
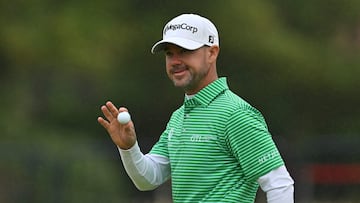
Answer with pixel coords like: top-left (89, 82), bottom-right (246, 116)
top-left (1, 0), bottom-right (359, 202)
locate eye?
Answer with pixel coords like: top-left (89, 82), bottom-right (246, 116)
top-left (164, 50), bottom-right (173, 57)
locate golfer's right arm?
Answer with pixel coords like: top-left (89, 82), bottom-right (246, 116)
top-left (97, 101), bottom-right (170, 190)
top-left (118, 142), bottom-right (171, 191)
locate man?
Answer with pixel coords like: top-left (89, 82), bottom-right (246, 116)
top-left (98, 14), bottom-right (294, 203)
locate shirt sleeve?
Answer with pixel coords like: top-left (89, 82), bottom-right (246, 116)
top-left (225, 108), bottom-right (284, 181)
top-left (118, 142), bottom-right (171, 191)
top-left (257, 165), bottom-right (295, 203)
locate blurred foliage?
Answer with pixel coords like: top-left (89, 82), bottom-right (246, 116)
top-left (0, 0), bottom-right (359, 202)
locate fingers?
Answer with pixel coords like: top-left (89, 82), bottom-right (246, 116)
top-left (97, 116), bottom-right (109, 129)
top-left (98, 101), bottom-right (128, 125)
top-left (118, 107), bottom-right (129, 113)
top-left (106, 101), bottom-right (119, 118)
top-left (101, 105), bottom-right (115, 123)
top-left (99, 101), bottom-right (120, 123)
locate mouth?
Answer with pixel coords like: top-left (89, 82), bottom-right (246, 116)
top-left (171, 67), bottom-right (188, 77)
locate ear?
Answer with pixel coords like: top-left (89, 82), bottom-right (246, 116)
top-left (207, 46), bottom-right (219, 64)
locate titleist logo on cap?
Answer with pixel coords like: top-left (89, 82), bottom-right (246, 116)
top-left (163, 23), bottom-right (198, 35)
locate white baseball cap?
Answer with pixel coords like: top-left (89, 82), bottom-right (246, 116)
top-left (151, 14), bottom-right (219, 53)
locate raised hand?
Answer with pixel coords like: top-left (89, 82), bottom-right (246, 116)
top-left (97, 101), bottom-right (137, 150)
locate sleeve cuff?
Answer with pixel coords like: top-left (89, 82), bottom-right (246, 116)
top-left (118, 142), bottom-right (143, 161)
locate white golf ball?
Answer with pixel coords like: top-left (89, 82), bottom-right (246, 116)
top-left (117, 111), bottom-right (131, 124)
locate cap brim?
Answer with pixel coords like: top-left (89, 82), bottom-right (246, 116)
top-left (151, 37), bottom-right (204, 54)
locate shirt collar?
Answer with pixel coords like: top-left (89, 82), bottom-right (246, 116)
top-left (184, 77), bottom-right (229, 107)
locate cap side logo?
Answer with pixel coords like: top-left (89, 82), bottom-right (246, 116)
top-left (163, 23), bottom-right (198, 35)
top-left (209, 35), bottom-right (214, 43)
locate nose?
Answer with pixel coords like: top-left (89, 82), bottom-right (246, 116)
top-left (167, 53), bottom-right (182, 66)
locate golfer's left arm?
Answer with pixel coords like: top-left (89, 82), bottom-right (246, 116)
top-left (257, 165), bottom-right (294, 203)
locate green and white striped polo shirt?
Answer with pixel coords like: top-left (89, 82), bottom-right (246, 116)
top-left (150, 77), bottom-right (284, 203)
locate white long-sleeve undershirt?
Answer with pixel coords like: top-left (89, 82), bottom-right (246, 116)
top-left (118, 142), bottom-right (294, 202)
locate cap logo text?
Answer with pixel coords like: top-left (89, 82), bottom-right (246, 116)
top-left (164, 23), bottom-right (198, 35)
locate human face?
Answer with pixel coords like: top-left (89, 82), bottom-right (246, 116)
top-left (164, 44), bottom-right (218, 95)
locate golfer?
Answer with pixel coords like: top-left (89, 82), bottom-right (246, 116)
top-left (98, 13), bottom-right (294, 203)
